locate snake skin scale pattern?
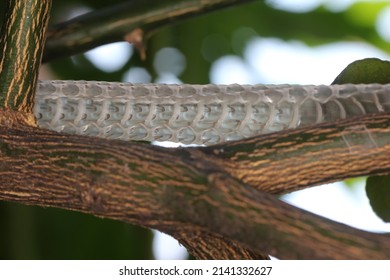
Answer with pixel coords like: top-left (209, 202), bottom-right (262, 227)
top-left (34, 80), bottom-right (390, 145)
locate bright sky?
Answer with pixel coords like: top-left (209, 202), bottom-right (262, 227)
top-left (84, 0), bottom-right (390, 259)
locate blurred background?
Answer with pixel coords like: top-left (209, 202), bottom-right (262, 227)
top-left (1, 0), bottom-right (390, 259)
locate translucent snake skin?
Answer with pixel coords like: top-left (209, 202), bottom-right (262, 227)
top-left (34, 80), bottom-right (390, 145)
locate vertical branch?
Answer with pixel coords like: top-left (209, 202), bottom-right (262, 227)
top-left (0, 0), bottom-right (51, 121)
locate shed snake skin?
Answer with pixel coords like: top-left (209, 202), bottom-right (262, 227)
top-left (34, 80), bottom-right (390, 145)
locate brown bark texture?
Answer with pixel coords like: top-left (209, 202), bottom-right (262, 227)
top-left (1, 0), bottom-right (390, 260)
top-left (0, 111), bottom-right (389, 259)
top-left (0, 0), bottom-right (50, 116)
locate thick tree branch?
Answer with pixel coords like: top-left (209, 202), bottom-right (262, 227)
top-left (0, 0), bottom-right (264, 260)
top-left (1, 0), bottom-right (388, 261)
top-left (0, 0), bottom-right (51, 119)
top-left (176, 172), bottom-right (390, 259)
top-left (0, 111), bottom-right (389, 259)
top-left (43, 0), bottom-right (255, 62)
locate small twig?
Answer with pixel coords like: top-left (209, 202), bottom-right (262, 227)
top-left (43, 0), bottom-right (255, 62)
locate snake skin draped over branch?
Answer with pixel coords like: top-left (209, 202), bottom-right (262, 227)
top-left (35, 80), bottom-right (390, 145)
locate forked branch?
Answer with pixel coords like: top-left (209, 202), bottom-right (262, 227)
top-left (0, 111), bottom-right (389, 259)
top-left (0, 0), bottom-right (389, 260)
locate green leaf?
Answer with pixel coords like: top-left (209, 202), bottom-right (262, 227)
top-left (366, 175), bottom-right (390, 223)
top-left (332, 58), bottom-right (390, 85)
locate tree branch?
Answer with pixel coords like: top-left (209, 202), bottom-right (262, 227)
top-left (207, 112), bottom-right (390, 194)
top-left (0, 111), bottom-right (389, 259)
top-left (0, 0), bottom-right (267, 260)
top-left (174, 230), bottom-right (269, 259)
top-left (178, 172), bottom-right (390, 259)
top-left (0, 0), bottom-right (51, 120)
top-left (43, 0), bottom-right (255, 62)
top-left (1, 0), bottom-right (388, 261)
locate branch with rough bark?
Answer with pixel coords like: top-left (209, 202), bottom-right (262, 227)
top-left (0, 111), bottom-right (389, 259)
top-left (208, 113), bottom-right (390, 194)
top-left (0, 0), bottom-right (51, 123)
top-left (0, 0), bottom-right (268, 260)
top-left (0, 0), bottom-right (390, 260)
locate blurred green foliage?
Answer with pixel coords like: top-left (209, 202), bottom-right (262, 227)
top-left (47, 1), bottom-right (390, 84)
top-left (0, 201), bottom-right (153, 259)
top-left (1, 0), bottom-right (389, 259)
